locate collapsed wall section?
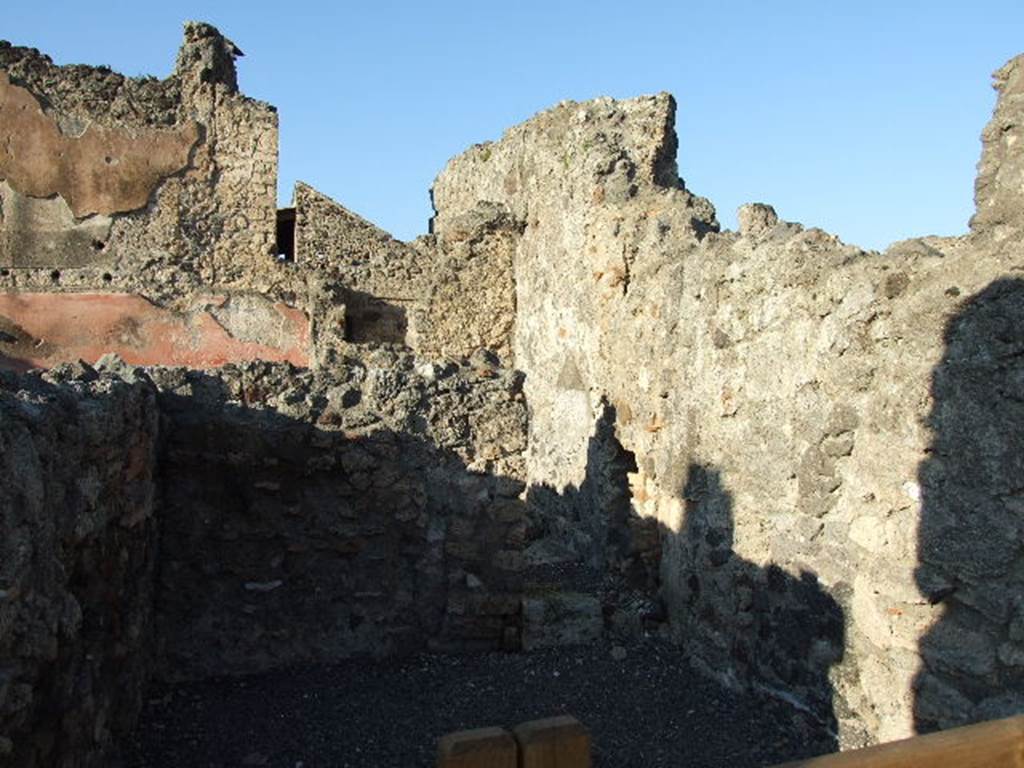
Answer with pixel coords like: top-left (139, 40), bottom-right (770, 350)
top-left (0, 365), bottom-right (159, 768)
top-left (290, 182), bottom-right (521, 366)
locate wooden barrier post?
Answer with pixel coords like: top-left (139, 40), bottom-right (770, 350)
top-left (437, 726), bottom-right (518, 768)
top-left (513, 715), bottom-right (592, 768)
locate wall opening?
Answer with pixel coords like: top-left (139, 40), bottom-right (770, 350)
top-left (342, 291), bottom-right (408, 345)
top-left (276, 208), bottom-right (295, 262)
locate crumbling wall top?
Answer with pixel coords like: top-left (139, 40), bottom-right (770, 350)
top-left (430, 92), bottom-right (717, 239)
top-left (972, 54), bottom-right (1024, 235)
top-left (175, 21), bottom-right (244, 93)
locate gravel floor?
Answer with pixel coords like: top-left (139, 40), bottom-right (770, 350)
top-left (120, 637), bottom-right (837, 768)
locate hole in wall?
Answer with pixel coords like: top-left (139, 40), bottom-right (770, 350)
top-left (342, 291), bottom-right (408, 345)
top-left (50, 269), bottom-right (61, 282)
top-left (276, 208), bottom-right (295, 262)
top-left (102, 273), bottom-right (113, 283)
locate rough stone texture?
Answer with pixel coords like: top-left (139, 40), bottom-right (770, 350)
top-left (972, 54), bottom-right (1024, 236)
top-left (0, 352), bottom-right (528, 763)
top-left (150, 354), bottom-right (528, 678)
top-left (0, 22), bottom-right (281, 299)
top-left (429, 61), bottom-right (1024, 746)
top-left (3, 22), bottom-right (1024, 763)
top-left (0, 366), bottom-right (159, 768)
top-left (410, 202), bottom-right (521, 365)
top-left (521, 593), bottom-right (603, 651)
top-left (290, 182), bottom-right (431, 358)
top-left (0, 292), bottom-right (309, 371)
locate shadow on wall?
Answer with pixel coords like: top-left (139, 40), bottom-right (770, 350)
top-left (340, 288), bottom-right (409, 345)
top-left (915, 278), bottom-right (1024, 731)
top-left (520, 402), bottom-right (844, 748)
top-left (150, 366), bottom-right (524, 679)
top-left (666, 463), bottom-right (845, 745)
top-left (520, 402), bottom-right (660, 594)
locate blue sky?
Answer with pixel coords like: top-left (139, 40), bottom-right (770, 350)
top-left (5, 1), bottom-right (1024, 250)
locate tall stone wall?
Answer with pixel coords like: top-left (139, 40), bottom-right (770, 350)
top-left (0, 24), bottom-right (314, 373)
top-left (0, 22), bottom-right (278, 294)
top-left (432, 92), bottom-right (717, 514)
top-left (429, 62), bottom-right (1024, 744)
top-left (0, 365), bottom-right (159, 768)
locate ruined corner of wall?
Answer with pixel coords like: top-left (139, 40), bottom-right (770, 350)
top-left (971, 53), bottom-right (1024, 237)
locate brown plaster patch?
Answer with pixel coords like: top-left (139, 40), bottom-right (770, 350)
top-left (0, 72), bottom-right (199, 217)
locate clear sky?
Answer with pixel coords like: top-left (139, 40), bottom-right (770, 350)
top-left (5, 1), bottom-right (1024, 250)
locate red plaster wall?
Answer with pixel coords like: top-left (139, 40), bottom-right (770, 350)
top-left (0, 293), bottom-right (310, 371)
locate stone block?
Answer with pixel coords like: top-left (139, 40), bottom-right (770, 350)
top-left (521, 593), bottom-right (602, 651)
top-left (513, 716), bottom-right (591, 768)
top-left (437, 726), bottom-right (517, 768)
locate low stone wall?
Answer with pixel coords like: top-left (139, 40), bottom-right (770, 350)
top-left (0, 351), bottom-right (529, 763)
top-left (149, 353), bottom-right (528, 677)
top-left (0, 364), bottom-right (159, 768)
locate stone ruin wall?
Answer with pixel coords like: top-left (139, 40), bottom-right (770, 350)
top-left (151, 353), bottom-right (528, 679)
top-left (0, 368), bottom-right (159, 767)
top-left (290, 181), bottom-right (519, 365)
top-left (0, 22), bottom-right (278, 288)
top-left (0, 354), bottom-right (528, 767)
top-left (0, 23), bottom-right (297, 372)
top-left (2, 20), bottom-right (1024, 764)
top-left (430, 57), bottom-right (1024, 744)
top-left (0, 22), bottom-right (517, 374)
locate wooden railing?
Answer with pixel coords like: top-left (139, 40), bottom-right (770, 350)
top-left (773, 715), bottom-right (1024, 768)
top-left (436, 713), bottom-right (1024, 767)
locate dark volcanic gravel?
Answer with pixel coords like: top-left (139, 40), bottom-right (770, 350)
top-left (120, 638), bottom-right (837, 768)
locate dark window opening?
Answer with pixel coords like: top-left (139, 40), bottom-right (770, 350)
top-left (343, 294), bottom-right (408, 345)
top-left (276, 208), bottom-right (296, 262)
